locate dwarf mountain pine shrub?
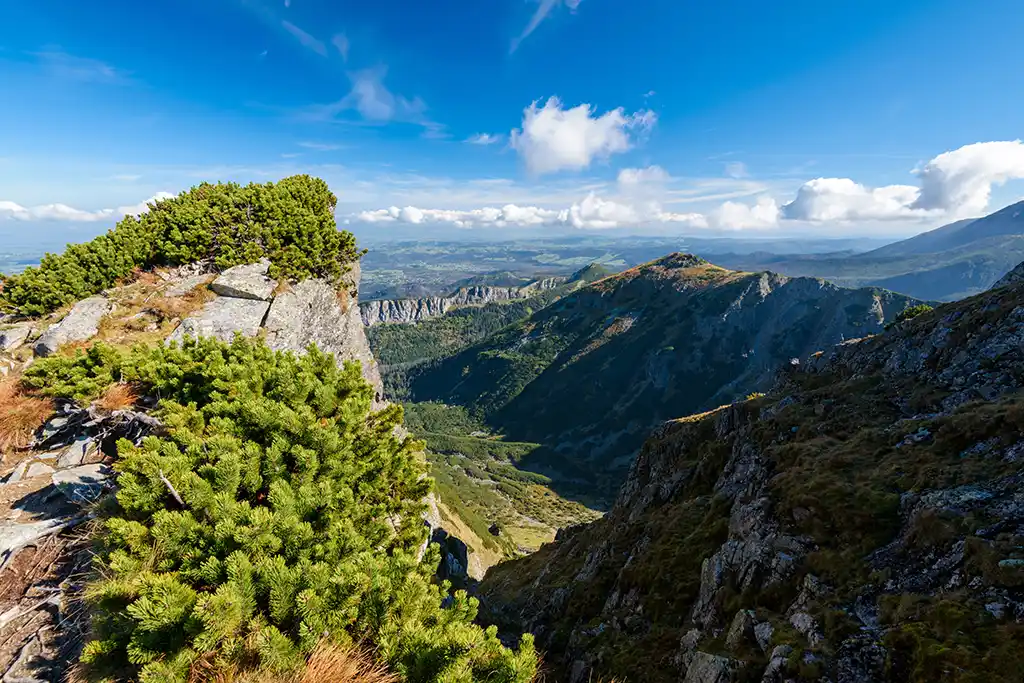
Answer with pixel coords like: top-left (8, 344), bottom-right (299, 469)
top-left (27, 336), bottom-right (536, 682)
top-left (0, 175), bottom-right (360, 317)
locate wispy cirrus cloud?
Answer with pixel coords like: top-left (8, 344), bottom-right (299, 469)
top-left (281, 20), bottom-right (327, 56)
top-left (466, 133), bottom-right (504, 146)
top-left (511, 0), bottom-right (585, 53)
top-left (332, 33), bottom-right (350, 61)
top-left (31, 50), bottom-right (133, 84)
top-left (298, 141), bottom-right (343, 151)
top-left (297, 66), bottom-right (445, 138)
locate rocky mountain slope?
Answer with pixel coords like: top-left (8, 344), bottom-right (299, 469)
top-left (360, 277), bottom-right (565, 326)
top-left (716, 201), bottom-right (1024, 302)
top-left (480, 271), bottom-right (1024, 682)
top-left (406, 253), bottom-right (922, 498)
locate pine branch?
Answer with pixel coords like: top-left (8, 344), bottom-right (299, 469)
top-left (158, 470), bottom-right (185, 507)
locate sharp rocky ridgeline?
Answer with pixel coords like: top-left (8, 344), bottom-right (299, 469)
top-left (360, 277), bottom-right (566, 326)
top-left (479, 267), bottom-right (1024, 683)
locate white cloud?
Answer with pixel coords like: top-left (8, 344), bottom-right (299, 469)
top-left (782, 140), bottom-right (1024, 222)
top-left (356, 204), bottom-right (566, 228)
top-left (913, 140), bottom-right (1024, 214)
top-left (0, 192), bottom-right (174, 223)
top-left (466, 133), bottom-right (504, 145)
top-left (332, 33), bottom-right (350, 61)
top-left (725, 161), bottom-right (749, 179)
top-left (282, 20), bottom-right (327, 56)
top-left (510, 97), bottom-right (656, 176)
top-left (709, 196), bottom-right (780, 230)
top-left (301, 66), bottom-right (444, 137)
top-left (511, 0), bottom-right (585, 52)
top-left (617, 165), bottom-right (670, 189)
top-left (782, 178), bottom-right (924, 222)
top-left (298, 141), bottom-right (342, 151)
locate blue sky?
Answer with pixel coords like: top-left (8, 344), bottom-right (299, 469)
top-left (2, 0), bottom-right (1024, 246)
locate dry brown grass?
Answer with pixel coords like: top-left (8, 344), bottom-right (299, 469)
top-left (209, 643), bottom-right (399, 683)
top-left (0, 378), bottom-right (53, 455)
top-left (94, 383), bottom-right (138, 413)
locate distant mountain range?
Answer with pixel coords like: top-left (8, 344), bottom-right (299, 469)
top-left (714, 200), bottom-right (1024, 301)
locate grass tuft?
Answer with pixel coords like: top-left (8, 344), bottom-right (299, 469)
top-left (0, 377), bottom-right (53, 454)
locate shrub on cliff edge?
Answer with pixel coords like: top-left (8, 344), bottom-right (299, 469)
top-left (0, 175), bottom-right (360, 317)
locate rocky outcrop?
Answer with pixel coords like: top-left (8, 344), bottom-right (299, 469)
top-left (32, 296), bottom-right (112, 357)
top-left (480, 272), bottom-right (1024, 682)
top-left (168, 261), bottom-right (383, 397)
top-left (264, 263), bottom-right (381, 397)
top-left (360, 277), bottom-right (564, 326)
top-left (0, 402), bottom-right (160, 680)
top-left (209, 259), bottom-right (276, 300)
top-left (168, 296), bottom-right (271, 344)
top-left (0, 323), bottom-right (33, 352)
top-left (991, 260), bottom-right (1024, 290)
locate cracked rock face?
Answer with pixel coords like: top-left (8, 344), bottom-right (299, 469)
top-left (209, 259), bottom-right (276, 301)
top-left (168, 296), bottom-right (271, 344)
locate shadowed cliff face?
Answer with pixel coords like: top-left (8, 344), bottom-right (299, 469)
top-left (406, 254), bottom-right (922, 498)
top-left (480, 274), bottom-right (1024, 683)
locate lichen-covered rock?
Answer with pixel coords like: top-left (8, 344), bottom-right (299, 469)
top-left (33, 296), bottom-right (112, 357)
top-left (209, 259), bottom-right (275, 301)
top-left (168, 296), bottom-right (270, 344)
top-left (263, 264), bottom-right (382, 397)
top-left (0, 323), bottom-right (33, 351)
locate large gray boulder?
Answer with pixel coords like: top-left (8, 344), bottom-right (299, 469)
top-left (210, 259), bottom-right (275, 301)
top-left (33, 296), bottom-right (112, 357)
top-left (0, 323), bottom-right (33, 352)
top-left (168, 296), bottom-right (270, 344)
top-left (263, 267), bottom-right (382, 397)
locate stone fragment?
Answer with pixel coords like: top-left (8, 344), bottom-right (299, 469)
top-left (33, 296), bottom-right (112, 356)
top-left (52, 464), bottom-right (110, 505)
top-left (210, 259), bottom-right (275, 300)
top-left (684, 652), bottom-right (734, 683)
top-left (0, 322), bottom-right (33, 351)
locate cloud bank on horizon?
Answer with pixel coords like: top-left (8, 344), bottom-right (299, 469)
top-left (351, 96), bottom-right (1024, 231)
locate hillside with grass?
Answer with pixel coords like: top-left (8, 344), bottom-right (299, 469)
top-left (404, 253), bottom-right (923, 500)
top-left (480, 272), bottom-right (1024, 683)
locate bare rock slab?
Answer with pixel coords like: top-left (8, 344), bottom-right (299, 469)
top-left (33, 296), bottom-right (112, 357)
top-left (0, 323), bottom-right (33, 352)
top-left (263, 278), bottom-right (382, 395)
top-left (210, 259), bottom-right (275, 300)
top-left (164, 273), bottom-right (214, 298)
top-left (168, 296), bottom-right (269, 344)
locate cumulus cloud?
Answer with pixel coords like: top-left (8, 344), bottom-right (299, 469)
top-left (0, 192), bottom-right (175, 223)
top-left (913, 140), bottom-right (1024, 214)
top-left (709, 196), bottom-right (780, 229)
top-left (511, 0), bottom-right (585, 52)
top-left (282, 20), bottom-right (327, 56)
top-left (783, 140), bottom-right (1024, 222)
top-left (781, 178), bottom-right (923, 222)
top-left (466, 133), bottom-right (504, 145)
top-left (617, 165), bottom-right (670, 189)
top-left (356, 204), bottom-right (566, 228)
top-left (510, 97), bottom-right (655, 176)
